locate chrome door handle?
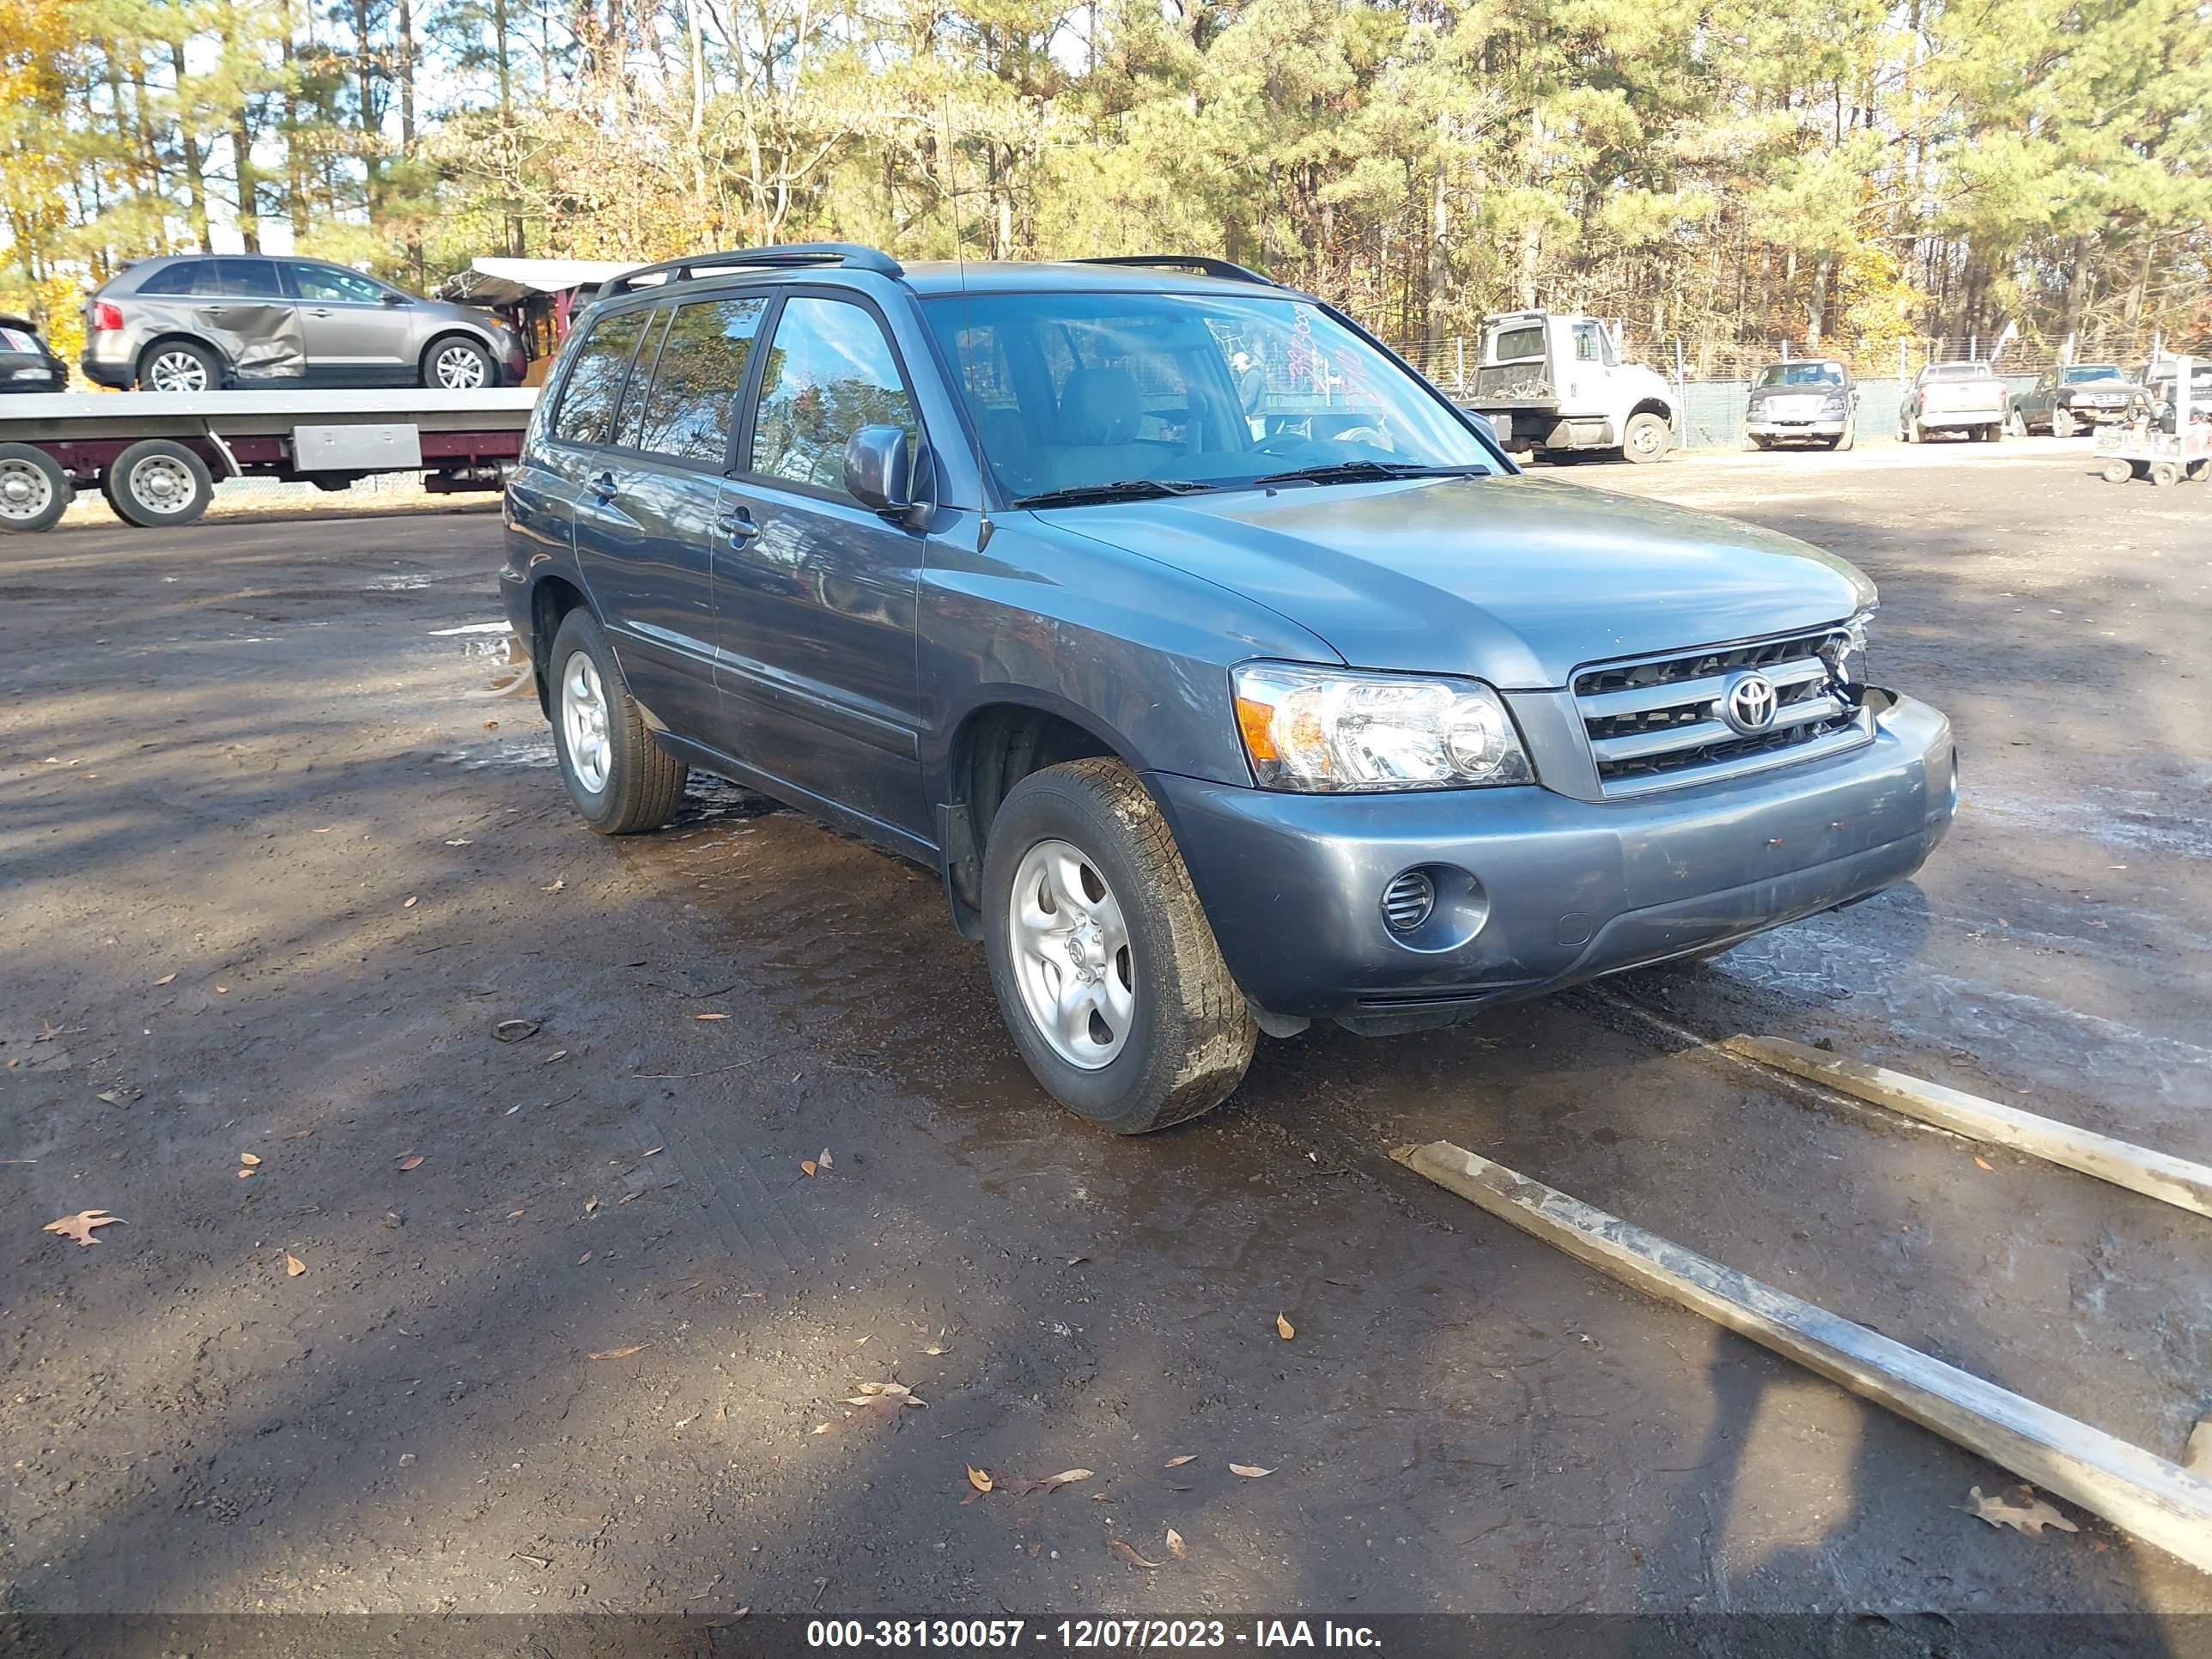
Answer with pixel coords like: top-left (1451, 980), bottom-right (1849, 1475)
top-left (716, 507), bottom-right (759, 544)
top-left (588, 471), bottom-right (618, 502)
top-left (309, 307), bottom-right (334, 317)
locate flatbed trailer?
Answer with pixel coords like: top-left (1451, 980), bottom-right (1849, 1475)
top-left (0, 386), bottom-right (538, 533)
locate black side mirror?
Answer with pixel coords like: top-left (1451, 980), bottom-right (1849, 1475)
top-left (381, 291), bottom-right (410, 307)
top-left (843, 425), bottom-right (930, 526)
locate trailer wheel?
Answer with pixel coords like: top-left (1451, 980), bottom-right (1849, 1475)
top-left (2148, 462), bottom-right (2180, 489)
top-left (0, 443), bottom-right (71, 533)
top-left (1621, 411), bottom-right (1670, 464)
top-left (2100, 459), bottom-right (2133, 484)
top-left (103, 440), bottom-right (215, 528)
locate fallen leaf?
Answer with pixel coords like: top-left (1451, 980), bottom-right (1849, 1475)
top-left (398, 1154), bottom-right (425, 1171)
top-left (404, 896), bottom-right (418, 908)
top-left (589, 1344), bottom-right (647, 1360)
top-left (1229, 1463), bottom-right (1273, 1479)
top-left (1276, 1312), bottom-right (1296, 1340)
top-left (1164, 1455), bottom-right (1196, 1468)
top-left (966, 1467), bottom-right (994, 1493)
top-left (154, 973), bottom-right (177, 987)
top-left (817, 1148), bottom-right (834, 1170)
top-left (284, 1251), bottom-right (306, 1277)
top-left (1036, 1468), bottom-right (1093, 1492)
top-left (1963, 1486), bottom-right (2077, 1537)
top-left (811, 1423), bottom-right (832, 1435)
top-left (95, 1089), bottom-right (129, 1106)
top-left (543, 878), bottom-right (565, 893)
top-left (445, 838), bottom-right (472, 847)
top-left (696, 1012), bottom-right (730, 1022)
top-left (236, 1169), bottom-right (255, 1180)
top-left (584, 1196), bottom-right (599, 1213)
top-left (1108, 1540), bottom-right (1159, 1571)
top-left (215, 985), bottom-right (228, 994)
top-left (923, 1344), bottom-right (950, 1357)
top-left (1165, 1527), bottom-right (1187, 1560)
top-left (800, 1160), bottom-right (817, 1177)
top-left (493, 1019), bottom-right (539, 1042)
top-left (1974, 1156), bottom-right (1994, 1171)
top-left (542, 1049), bottom-right (568, 1065)
top-left (577, 1252), bottom-right (592, 1265)
top-left (240, 1152), bottom-right (262, 1167)
top-left (507, 1208), bottom-right (526, 1218)
top-left (44, 1209), bottom-right (120, 1246)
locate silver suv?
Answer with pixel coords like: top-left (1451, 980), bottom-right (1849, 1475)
top-left (82, 254), bottom-right (526, 393)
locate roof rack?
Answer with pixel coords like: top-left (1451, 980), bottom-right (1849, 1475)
top-left (595, 243), bottom-right (903, 302)
top-left (1072, 255), bottom-right (1279, 288)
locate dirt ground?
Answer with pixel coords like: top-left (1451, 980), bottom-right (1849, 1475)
top-left (3, 436), bottom-right (2209, 1648)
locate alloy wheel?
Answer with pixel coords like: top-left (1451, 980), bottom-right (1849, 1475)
top-left (559, 650), bottom-right (612, 794)
top-left (147, 350), bottom-right (210, 392)
top-left (1007, 838), bottom-right (1136, 1071)
top-left (434, 344), bottom-right (488, 390)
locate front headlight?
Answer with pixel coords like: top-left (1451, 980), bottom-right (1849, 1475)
top-left (1232, 663), bottom-right (1533, 792)
top-left (1822, 611), bottom-right (1873, 690)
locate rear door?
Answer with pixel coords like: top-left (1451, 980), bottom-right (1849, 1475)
top-left (285, 260), bottom-right (412, 380)
top-left (714, 289), bottom-right (930, 842)
top-left (574, 295), bottom-right (770, 745)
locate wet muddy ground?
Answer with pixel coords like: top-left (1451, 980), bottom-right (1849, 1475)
top-left (3, 440), bottom-right (2209, 1637)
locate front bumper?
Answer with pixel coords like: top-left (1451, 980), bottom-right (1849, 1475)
top-left (1151, 693), bottom-right (1954, 1030)
top-left (1747, 414), bottom-right (1847, 440)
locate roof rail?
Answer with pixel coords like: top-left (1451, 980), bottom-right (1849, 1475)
top-left (595, 243), bottom-right (903, 302)
top-left (1072, 255), bottom-right (1278, 288)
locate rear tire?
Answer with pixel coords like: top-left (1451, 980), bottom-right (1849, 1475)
top-left (1901, 416), bottom-right (1921, 444)
top-left (102, 439), bottom-right (213, 527)
top-left (2100, 459), bottom-right (2133, 484)
top-left (983, 757), bottom-right (1255, 1133)
top-left (0, 443), bottom-right (72, 533)
top-left (547, 607), bottom-right (688, 835)
top-left (2149, 462), bottom-right (2180, 489)
top-left (137, 339), bottom-right (221, 394)
top-left (1621, 411), bottom-right (1670, 464)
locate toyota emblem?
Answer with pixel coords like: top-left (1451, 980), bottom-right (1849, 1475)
top-left (1721, 672), bottom-right (1779, 734)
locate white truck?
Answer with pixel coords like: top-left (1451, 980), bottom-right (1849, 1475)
top-left (1458, 310), bottom-right (1679, 464)
top-left (1899, 362), bottom-right (2008, 444)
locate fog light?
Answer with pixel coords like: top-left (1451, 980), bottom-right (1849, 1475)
top-left (1381, 870), bottom-right (1437, 934)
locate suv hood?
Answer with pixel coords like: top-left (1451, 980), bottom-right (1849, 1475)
top-left (1048, 474), bottom-right (1875, 689)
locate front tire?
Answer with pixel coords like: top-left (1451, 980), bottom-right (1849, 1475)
top-left (1621, 411), bottom-right (1670, 464)
top-left (983, 758), bottom-right (1255, 1133)
top-left (2051, 407), bottom-right (2075, 440)
top-left (423, 337), bottom-right (495, 391)
top-left (102, 439), bottom-right (213, 527)
top-left (547, 607), bottom-right (688, 834)
top-left (0, 443), bottom-right (72, 533)
top-left (1831, 418), bottom-right (1856, 453)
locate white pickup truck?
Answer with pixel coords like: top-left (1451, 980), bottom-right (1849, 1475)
top-left (1459, 311), bottom-right (1679, 463)
top-left (1900, 362), bottom-right (2008, 444)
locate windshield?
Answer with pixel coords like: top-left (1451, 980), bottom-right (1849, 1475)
top-left (1756, 362), bottom-right (1844, 387)
top-left (2063, 366), bottom-right (2124, 383)
top-left (923, 290), bottom-right (1496, 503)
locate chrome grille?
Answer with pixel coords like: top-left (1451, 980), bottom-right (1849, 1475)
top-left (1574, 627), bottom-right (1870, 799)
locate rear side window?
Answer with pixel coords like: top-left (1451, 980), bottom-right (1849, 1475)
top-left (0, 326), bottom-right (38, 352)
top-left (1490, 325), bottom-right (1544, 362)
top-left (749, 296), bottom-right (915, 495)
top-left (553, 310), bottom-right (650, 446)
top-left (608, 308), bottom-right (673, 451)
top-left (632, 297), bottom-right (769, 464)
top-left (215, 258), bottom-right (285, 298)
top-left (135, 262), bottom-right (207, 297)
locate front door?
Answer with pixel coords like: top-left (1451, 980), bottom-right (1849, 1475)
top-left (714, 291), bottom-right (929, 845)
top-left (286, 260), bottom-right (414, 380)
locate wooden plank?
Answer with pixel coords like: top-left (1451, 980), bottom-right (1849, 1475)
top-left (1392, 1139), bottom-right (2212, 1575)
top-left (1722, 1035), bottom-right (2212, 1221)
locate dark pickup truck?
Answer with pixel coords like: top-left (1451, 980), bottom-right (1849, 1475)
top-left (503, 245), bottom-right (1955, 1132)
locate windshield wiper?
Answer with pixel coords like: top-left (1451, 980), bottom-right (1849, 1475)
top-left (1250, 460), bottom-right (1489, 488)
top-left (1012, 478), bottom-right (1220, 509)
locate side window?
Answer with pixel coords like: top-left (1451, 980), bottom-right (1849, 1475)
top-left (633, 296), bottom-right (769, 463)
top-left (608, 307), bottom-right (673, 451)
top-left (290, 263), bottom-right (386, 305)
top-left (748, 296), bottom-right (915, 495)
top-left (1572, 322), bottom-right (1602, 363)
top-left (552, 310), bottom-right (649, 447)
top-left (1490, 325), bottom-right (1544, 362)
top-left (216, 258), bottom-right (286, 298)
top-left (134, 263), bottom-right (204, 297)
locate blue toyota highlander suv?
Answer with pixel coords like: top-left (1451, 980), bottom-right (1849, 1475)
top-left (501, 244), bottom-right (1955, 1133)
